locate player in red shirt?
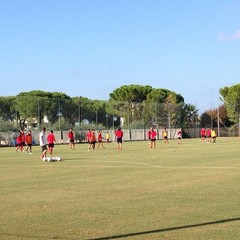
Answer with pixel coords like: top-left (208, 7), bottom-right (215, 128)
top-left (90, 129), bottom-right (96, 150)
top-left (206, 128), bottom-right (211, 143)
top-left (47, 130), bottom-right (56, 155)
top-left (200, 127), bottom-right (206, 142)
top-left (177, 130), bottom-right (182, 144)
top-left (68, 129), bottom-right (75, 150)
top-left (149, 127), bottom-right (157, 148)
top-left (115, 127), bottom-right (123, 151)
top-left (97, 130), bottom-right (105, 149)
top-left (86, 129), bottom-right (92, 151)
top-left (147, 129), bottom-right (151, 145)
top-left (25, 130), bottom-right (33, 154)
top-left (15, 130), bottom-right (24, 152)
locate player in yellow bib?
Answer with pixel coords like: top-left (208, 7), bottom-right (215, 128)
top-left (211, 128), bottom-right (217, 143)
top-left (105, 131), bottom-right (110, 143)
top-left (162, 128), bottom-right (169, 144)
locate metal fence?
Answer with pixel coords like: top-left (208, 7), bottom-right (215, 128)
top-left (0, 127), bottom-right (235, 147)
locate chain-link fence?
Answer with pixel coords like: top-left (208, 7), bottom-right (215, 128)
top-left (0, 126), bottom-right (236, 147)
top-left (0, 99), bottom-right (238, 146)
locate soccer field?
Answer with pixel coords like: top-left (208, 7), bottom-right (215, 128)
top-left (1, 138), bottom-right (240, 240)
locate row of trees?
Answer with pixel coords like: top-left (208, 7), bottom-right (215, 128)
top-left (0, 84), bottom-right (239, 132)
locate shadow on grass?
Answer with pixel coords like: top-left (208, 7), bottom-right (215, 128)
top-left (87, 217), bottom-right (240, 240)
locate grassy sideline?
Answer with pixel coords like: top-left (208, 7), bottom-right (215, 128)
top-left (1, 138), bottom-right (240, 240)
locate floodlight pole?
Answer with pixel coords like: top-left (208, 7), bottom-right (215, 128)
top-left (96, 108), bottom-right (98, 127)
top-left (38, 99), bottom-right (40, 130)
top-left (239, 112), bottom-right (240, 137)
top-left (217, 107), bottom-right (220, 137)
top-left (167, 101), bottom-right (171, 139)
top-left (113, 114), bottom-right (114, 129)
top-left (78, 96), bottom-right (82, 126)
top-left (58, 99), bottom-right (61, 131)
top-left (105, 114), bottom-right (108, 127)
top-left (211, 102), bottom-right (213, 128)
top-left (78, 105), bottom-right (80, 125)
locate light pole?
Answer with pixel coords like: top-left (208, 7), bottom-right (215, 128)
top-left (211, 102), bottom-right (213, 128)
top-left (78, 96), bottom-right (82, 126)
top-left (96, 108), bottom-right (98, 127)
top-left (78, 105), bottom-right (81, 126)
top-left (217, 106), bottom-right (220, 137)
top-left (105, 114), bottom-right (108, 128)
top-left (58, 99), bottom-right (62, 131)
top-left (112, 112), bottom-right (115, 129)
top-left (38, 99), bottom-right (40, 130)
top-left (167, 101), bottom-right (171, 139)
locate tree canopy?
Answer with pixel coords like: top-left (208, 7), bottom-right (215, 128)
top-left (109, 84), bottom-right (153, 102)
top-left (107, 84), bottom-right (186, 128)
top-left (219, 84), bottom-right (240, 122)
top-left (2, 83), bottom-right (238, 131)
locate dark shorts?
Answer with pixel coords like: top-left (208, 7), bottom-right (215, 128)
top-left (117, 138), bottom-right (122, 143)
top-left (151, 138), bottom-right (156, 142)
top-left (164, 136), bottom-right (168, 140)
top-left (48, 143), bottom-right (54, 148)
top-left (41, 145), bottom-right (47, 152)
top-left (91, 141), bottom-right (96, 144)
top-left (27, 144), bottom-right (32, 147)
top-left (69, 139), bottom-right (74, 143)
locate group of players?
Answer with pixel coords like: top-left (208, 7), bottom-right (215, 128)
top-left (15, 129), bottom-right (33, 154)
top-left (18, 126), bottom-right (215, 159)
top-left (147, 127), bottom-right (183, 148)
top-left (200, 127), bottom-right (217, 143)
top-left (16, 128), bottom-right (57, 159)
top-left (15, 127), bottom-right (124, 160)
top-left (85, 127), bottom-right (123, 152)
top-left (15, 126), bottom-right (186, 160)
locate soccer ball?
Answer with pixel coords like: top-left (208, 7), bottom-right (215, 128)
top-left (56, 157), bottom-right (62, 161)
top-left (42, 156), bottom-right (62, 162)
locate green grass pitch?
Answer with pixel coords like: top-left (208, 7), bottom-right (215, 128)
top-left (1, 138), bottom-right (240, 240)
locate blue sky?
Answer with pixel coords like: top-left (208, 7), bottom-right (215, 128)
top-left (0, 0), bottom-right (239, 113)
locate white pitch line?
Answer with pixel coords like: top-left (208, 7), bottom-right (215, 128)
top-left (101, 160), bottom-right (240, 169)
top-left (121, 161), bottom-right (162, 168)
